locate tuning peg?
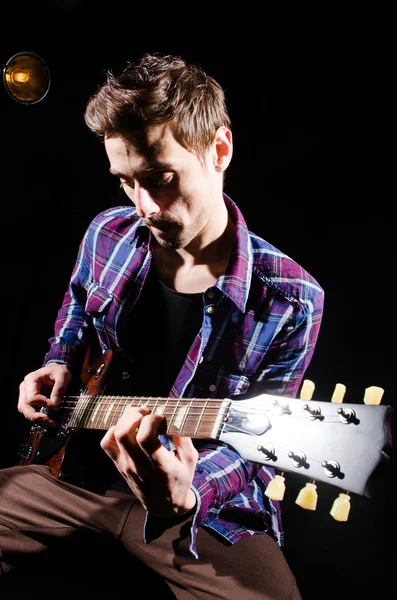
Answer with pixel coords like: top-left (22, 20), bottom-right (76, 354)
top-left (265, 473), bottom-right (286, 501)
top-left (330, 492), bottom-right (351, 522)
top-left (295, 482), bottom-right (318, 510)
top-left (363, 386), bottom-right (384, 405)
top-left (331, 383), bottom-right (346, 403)
top-left (300, 379), bottom-right (315, 400)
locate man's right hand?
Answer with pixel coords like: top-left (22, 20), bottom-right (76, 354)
top-left (18, 363), bottom-right (72, 427)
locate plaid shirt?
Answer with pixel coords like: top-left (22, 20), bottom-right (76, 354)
top-left (44, 194), bottom-right (324, 558)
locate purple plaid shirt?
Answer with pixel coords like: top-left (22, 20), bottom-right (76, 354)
top-left (44, 194), bottom-right (324, 558)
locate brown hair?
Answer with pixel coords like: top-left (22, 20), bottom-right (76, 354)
top-left (84, 53), bottom-right (231, 160)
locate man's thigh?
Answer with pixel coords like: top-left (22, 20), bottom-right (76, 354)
top-left (120, 501), bottom-right (302, 600)
top-left (0, 465), bottom-right (134, 575)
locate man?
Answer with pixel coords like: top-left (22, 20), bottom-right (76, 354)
top-left (0, 53), bottom-right (324, 598)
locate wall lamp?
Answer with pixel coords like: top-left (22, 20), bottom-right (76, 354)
top-left (3, 52), bottom-right (50, 104)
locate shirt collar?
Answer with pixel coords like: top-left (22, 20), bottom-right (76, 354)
top-left (215, 193), bottom-right (252, 313)
top-left (139, 193), bottom-right (253, 312)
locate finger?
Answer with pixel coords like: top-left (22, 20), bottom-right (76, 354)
top-left (113, 406), bottom-right (150, 449)
top-left (102, 408), bottom-right (146, 461)
top-left (172, 436), bottom-right (199, 467)
top-left (100, 426), bottom-right (121, 461)
top-left (22, 374), bottom-right (46, 402)
top-left (17, 381), bottom-right (50, 423)
top-left (100, 427), bottom-right (144, 491)
top-left (136, 414), bottom-right (166, 456)
top-left (49, 381), bottom-right (69, 408)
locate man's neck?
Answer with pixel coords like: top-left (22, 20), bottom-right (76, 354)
top-left (152, 215), bottom-right (236, 293)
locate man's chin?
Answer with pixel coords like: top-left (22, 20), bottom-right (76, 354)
top-left (152, 231), bottom-right (182, 250)
top-left (150, 224), bottom-right (184, 249)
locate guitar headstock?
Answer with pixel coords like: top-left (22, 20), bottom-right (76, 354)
top-left (219, 380), bottom-right (393, 520)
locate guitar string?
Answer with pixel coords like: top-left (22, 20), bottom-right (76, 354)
top-left (54, 395), bottom-right (352, 436)
top-left (59, 407), bottom-right (343, 425)
top-left (58, 398), bottom-right (351, 425)
top-left (61, 394), bottom-right (354, 417)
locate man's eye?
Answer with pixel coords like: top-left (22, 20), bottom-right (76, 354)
top-left (150, 173), bottom-right (174, 187)
top-left (119, 173), bottom-right (174, 190)
top-left (120, 181), bottom-right (134, 190)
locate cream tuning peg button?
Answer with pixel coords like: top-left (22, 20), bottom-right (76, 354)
top-left (295, 482), bottom-right (318, 511)
top-left (264, 474), bottom-right (286, 501)
top-left (363, 386), bottom-right (384, 405)
top-left (330, 493), bottom-right (351, 522)
top-left (331, 383), bottom-right (346, 403)
top-left (300, 379), bottom-right (315, 400)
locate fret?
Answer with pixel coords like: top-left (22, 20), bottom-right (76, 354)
top-left (152, 397), bottom-right (168, 415)
top-left (168, 399), bottom-right (188, 434)
top-left (69, 394), bottom-right (83, 428)
top-left (90, 395), bottom-right (102, 426)
top-left (195, 399), bottom-right (208, 437)
top-left (111, 396), bottom-right (124, 427)
top-left (102, 397), bottom-right (116, 427)
top-left (179, 399), bottom-right (193, 434)
top-left (91, 394), bottom-right (106, 429)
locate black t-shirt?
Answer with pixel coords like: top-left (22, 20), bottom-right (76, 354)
top-left (121, 264), bottom-right (203, 396)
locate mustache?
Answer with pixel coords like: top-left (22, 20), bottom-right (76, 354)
top-left (144, 216), bottom-right (180, 227)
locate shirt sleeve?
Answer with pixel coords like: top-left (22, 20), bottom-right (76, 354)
top-left (250, 286), bottom-right (324, 399)
top-left (144, 441), bottom-right (261, 558)
top-left (42, 227), bottom-right (93, 369)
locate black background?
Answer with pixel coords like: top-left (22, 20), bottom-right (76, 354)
top-left (1, 1), bottom-right (396, 598)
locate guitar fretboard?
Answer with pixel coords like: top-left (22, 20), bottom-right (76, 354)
top-left (65, 395), bottom-right (229, 438)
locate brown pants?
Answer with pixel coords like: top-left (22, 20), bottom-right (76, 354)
top-left (0, 465), bottom-right (302, 599)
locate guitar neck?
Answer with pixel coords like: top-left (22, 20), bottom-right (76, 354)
top-left (66, 394), bottom-right (227, 438)
top-left (62, 390), bottom-right (393, 498)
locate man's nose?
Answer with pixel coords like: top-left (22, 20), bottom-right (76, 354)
top-left (134, 185), bottom-right (160, 219)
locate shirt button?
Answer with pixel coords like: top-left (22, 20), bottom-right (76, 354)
top-left (206, 306), bottom-right (215, 315)
top-left (207, 290), bottom-right (215, 298)
top-left (209, 384), bottom-right (216, 392)
top-left (121, 371), bottom-right (130, 380)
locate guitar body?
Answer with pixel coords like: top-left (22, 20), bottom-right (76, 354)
top-left (17, 348), bottom-right (121, 486)
top-left (18, 423), bottom-right (72, 477)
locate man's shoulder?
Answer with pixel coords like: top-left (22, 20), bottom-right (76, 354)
top-left (91, 205), bottom-right (139, 226)
top-left (249, 231), bottom-right (324, 302)
top-left (87, 205), bottom-right (143, 236)
top-left (81, 206), bottom-right (147, 253)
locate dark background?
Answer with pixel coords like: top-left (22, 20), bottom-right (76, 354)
top-left (1, 1), bottom-right (395, 598)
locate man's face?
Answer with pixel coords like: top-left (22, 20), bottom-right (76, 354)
top-left (105, 124), bottom-right (220, 250)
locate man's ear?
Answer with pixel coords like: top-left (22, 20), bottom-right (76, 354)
top-left (212, 126), bottom-right (233, 172)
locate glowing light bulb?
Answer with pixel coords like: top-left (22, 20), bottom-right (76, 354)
top-left (13, 69), bottom-right (30, 84)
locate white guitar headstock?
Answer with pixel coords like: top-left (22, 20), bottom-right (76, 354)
top-left (219, 380), bottom-right (393, 521)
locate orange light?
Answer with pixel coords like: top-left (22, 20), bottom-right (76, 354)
top-left (3, 52), bottom-right (50, 104)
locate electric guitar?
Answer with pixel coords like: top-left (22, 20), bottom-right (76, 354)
top-left (17, 348), bottom-right (393, 505)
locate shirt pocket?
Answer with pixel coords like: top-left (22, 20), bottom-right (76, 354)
top-left (85, 283), bottom-right (113, 316)
top-left (189, 364), bottom-right (251, 399)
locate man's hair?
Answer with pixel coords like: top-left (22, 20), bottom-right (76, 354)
top-left (84, 53), bottom-right (231, 160)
